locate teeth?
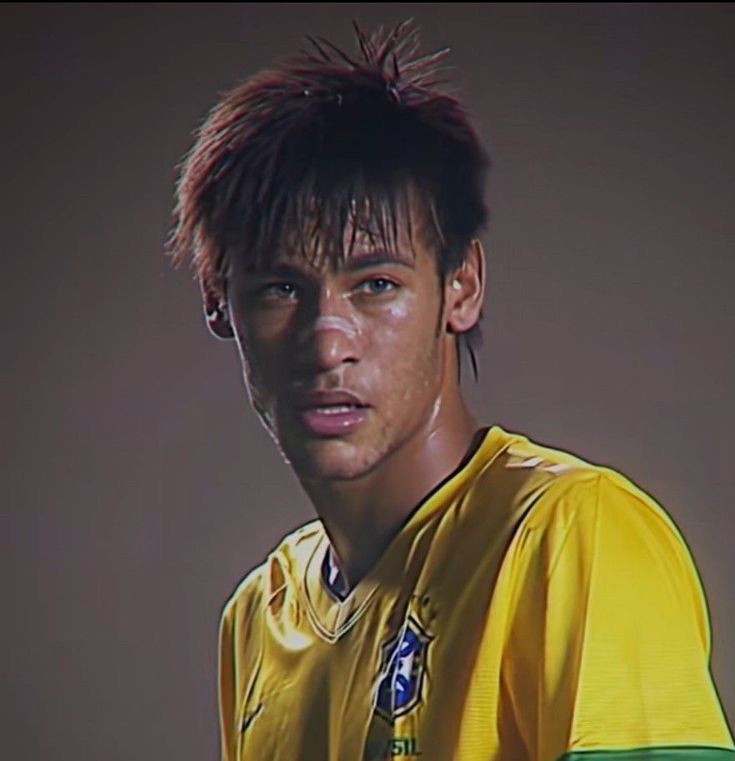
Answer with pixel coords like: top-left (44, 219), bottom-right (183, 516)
top-left (316, 404), bottom-right (356, 415)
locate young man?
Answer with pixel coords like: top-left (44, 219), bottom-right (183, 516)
top-left (167, 20), bottom-right (733, 761)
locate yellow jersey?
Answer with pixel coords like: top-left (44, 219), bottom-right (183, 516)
top-left (217, 425), bottom-right (734, 761)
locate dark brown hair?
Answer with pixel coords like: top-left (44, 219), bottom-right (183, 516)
top-left (166, 19), bottom-right (490, 377)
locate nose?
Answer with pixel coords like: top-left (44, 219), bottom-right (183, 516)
top-left (297, 285), bottom-right (360, 373)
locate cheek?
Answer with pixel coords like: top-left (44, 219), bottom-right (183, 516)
top-left (232, 320), bottom-right (281, 409)
top-left (368, 293), bottom-right (442, 395)
top-left (248, 308), bottom-right (295, 345)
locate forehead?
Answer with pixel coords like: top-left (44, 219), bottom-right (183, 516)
top-left (232, 182), bottom-right (438, 276)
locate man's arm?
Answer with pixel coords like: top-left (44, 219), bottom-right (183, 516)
top-left (218, 597), bottom-right (237, 761)
top-left (502, 471), bottom-right (734, 761)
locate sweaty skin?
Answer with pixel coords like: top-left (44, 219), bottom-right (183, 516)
top-left (204, 195), bottom-right (486, 590)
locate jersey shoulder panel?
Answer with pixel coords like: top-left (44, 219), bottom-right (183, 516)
top-left (495, 449), bottom-right (734, 758)
top-left (223, 518), bottom-right (324, 624)
top-left (217, 519), bottom-right (324, 761)
top-left (483, 428), bottom-right (607, 525)
top-left (500, 430), bottom-right (599, 474)
top-left (492, 430), bottom-right (682, 548)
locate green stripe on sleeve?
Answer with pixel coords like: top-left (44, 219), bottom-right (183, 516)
top-left (557, 747), bottom-right (735, 761)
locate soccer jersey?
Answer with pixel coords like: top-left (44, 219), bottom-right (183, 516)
top-left (217, 425), bottom-right (734, 761)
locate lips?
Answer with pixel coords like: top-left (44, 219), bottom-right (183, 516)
top-left (292, 389), bottom-right (370, 437)
top-left (295, 389), bottom-right (367, 409)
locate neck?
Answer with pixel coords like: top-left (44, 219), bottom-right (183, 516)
top-left (298, 388), bottom-right (480, 592)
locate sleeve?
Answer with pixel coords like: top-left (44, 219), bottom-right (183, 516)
top-left (218, 596), bottom-right (237, 761)
top-left (502, 471), bottom-right (734, 761)
top-left (216, 568), bottom-right (265, 761)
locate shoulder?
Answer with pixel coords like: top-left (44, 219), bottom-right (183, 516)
top-left (517, 459), bottom-right (692, 573)
top-left (471, 425), bottom-right (604, 517)
top-left (489, 426), bottom-right (688, 554)
top-left (220, 518), bottom-right (324, 628)
top-left (494, 433), bottom-right (734, 758)
top-left (489, 428), bottom-right (703, 599)
top-left (495, 434), bottom-right (711, 650)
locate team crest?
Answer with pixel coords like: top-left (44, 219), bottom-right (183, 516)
top-left (375, 616), bottom-right (432, 720)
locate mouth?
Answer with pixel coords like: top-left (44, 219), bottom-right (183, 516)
top-left (291, 390), bottom-right (371, 437)
top-left (298, 405), bottom-right (370, 437)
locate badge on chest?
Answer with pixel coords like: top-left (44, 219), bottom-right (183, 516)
top-left (374, 616), bottom-right (432, 721)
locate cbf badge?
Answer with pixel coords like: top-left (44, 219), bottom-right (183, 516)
top-left (375, 617), bottom-right (432, 720)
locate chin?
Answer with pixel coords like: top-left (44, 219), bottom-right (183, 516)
top-left (282, 435), bottom-right (386, 482)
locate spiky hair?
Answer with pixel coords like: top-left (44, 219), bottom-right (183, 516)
top-left (166, 19), bottom-right (490, 374)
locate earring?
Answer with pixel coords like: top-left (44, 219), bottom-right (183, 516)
top-left (206, 301), bottom-right (228, 321)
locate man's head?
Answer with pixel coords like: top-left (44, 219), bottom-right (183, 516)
top-left (167, 20), bottom-right (490, 481)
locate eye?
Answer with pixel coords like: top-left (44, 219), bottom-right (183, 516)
top-left (258, 282), bottom-right (298, 302)
top-left (357, 277), bottom-right (399, 295)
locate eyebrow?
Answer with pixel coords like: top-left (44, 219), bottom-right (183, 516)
top-left (342, 250), bottom-right (415, 271)
top-left (246, 250), bottom-right (415, 278)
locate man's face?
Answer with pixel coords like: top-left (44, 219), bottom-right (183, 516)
top-left (225, 203), bottom-right (455, 482)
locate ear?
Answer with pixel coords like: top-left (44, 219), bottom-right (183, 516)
top-left (445, 239), bottom-right (485, 335)
top-left (199, 272), bottom-right (235, 341)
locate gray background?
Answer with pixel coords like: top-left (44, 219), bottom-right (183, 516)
top-left (4, 3), bottom-right (733, 759)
